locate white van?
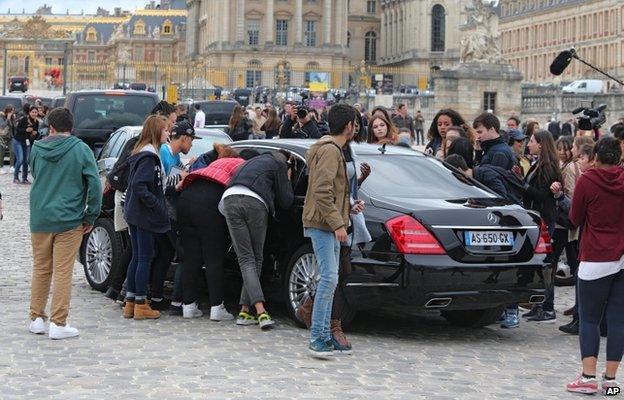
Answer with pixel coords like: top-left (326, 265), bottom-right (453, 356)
top-left (562, 80), bottom-right (604, 94)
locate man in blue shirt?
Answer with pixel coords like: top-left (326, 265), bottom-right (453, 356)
top-left (160, 121), bottom-right (199, 175)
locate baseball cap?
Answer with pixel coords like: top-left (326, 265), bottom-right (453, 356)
top-left (508, 128), bottom-right (526, 141)
top-left (171, 121), bottom-right (201, 139)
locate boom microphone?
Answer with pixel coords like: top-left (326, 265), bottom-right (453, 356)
top-left (550, 49), bottom-right (576, 76)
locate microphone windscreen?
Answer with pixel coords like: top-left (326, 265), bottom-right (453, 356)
top-left (550, 50), bottom-right (573, 76)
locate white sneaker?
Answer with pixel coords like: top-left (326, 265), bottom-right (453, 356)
top-left (210, 303), bottom-right (235, 321)
top-left (182, 302), bottom-right (203, 319)
top-left (49, 322), bottom-right (79, 340)
top-left (9, 166), bottom-right (14, 173)
top-left (28, 317), bottom-right (46, 334)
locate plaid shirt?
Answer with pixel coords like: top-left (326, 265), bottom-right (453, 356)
top-left (181, 157), bottom-right (245, 190)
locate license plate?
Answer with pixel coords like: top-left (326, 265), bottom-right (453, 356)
top-left (14, 83), bottom-right (21, 86)
top-left (239, 96), bottom-right (248, 100)
top-left (464, 231), bottom-right (514, 246)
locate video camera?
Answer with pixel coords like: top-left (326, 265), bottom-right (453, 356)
top-left (572, 104), bottom-right (607, 131)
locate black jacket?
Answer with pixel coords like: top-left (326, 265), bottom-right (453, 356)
top-left (473, 165), bottom-right (509, 199)
top-left (316, 120), bottom-right (330, 136)
top-left (15, 116), bottom-right (39, 143)
top-left (293, 120), bottom-right (321, 139)
top-left (228, 118), bottom-right (253, 141)
top-left (523, 163), bottom-right (557, 228)
top-left (227, 153), bottom-right (294, 215)
top-left (480, 137), bottom-right (516, 170)
top-left (279, 116), bottom-right (297, 138)
top-left (123, 150), bottom-right (170, 233)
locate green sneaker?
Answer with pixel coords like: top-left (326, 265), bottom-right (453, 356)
top-left (257, 312), bottom-right (275, 330)
top-left (236, 311), bottom-right (258, 326)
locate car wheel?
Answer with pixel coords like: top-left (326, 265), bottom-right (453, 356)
top-left (283, 244), bottom-right (356, 328)
top-left (441, 306), bottom-right (505, 328)
top-left (284, 244), bottom-right (319, 328)
top-left (82, 218), bottom-right (122, 292)
top-left (555, 261), bottom-right (575, 287)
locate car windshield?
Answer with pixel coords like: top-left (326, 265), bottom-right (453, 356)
top-left (74, 94), bottom-right (156, 130)
top-left (357, 154), bottom-right (495, 200)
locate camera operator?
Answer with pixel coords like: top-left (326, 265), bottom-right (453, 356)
top-left (292, 107), bottom-right (321, 139)
top-left (278, 102), bottom-right (298, 138)
top-left (310, 109), bottom-right (330, 136)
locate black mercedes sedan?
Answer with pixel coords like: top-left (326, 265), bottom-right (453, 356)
top-left (81, 138), bottom-right (553, 328)
top-left (228, 140), bottom-right (553, 328)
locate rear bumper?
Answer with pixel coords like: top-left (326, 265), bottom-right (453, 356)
top-left (346, 255), bottom-right (554, 311)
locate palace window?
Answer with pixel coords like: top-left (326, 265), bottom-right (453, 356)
top-left (484, 92), bottom-right (497, 113)
top-left (276, 19), bottom-right (288, 46)
top-left (305, 20), bottom-right (316, 47)
top-left (134, 19), bottom-right (146, 35)
top-left (365, 31), bottom-right (377, 62)
top-left (248, 20), bottom-right (260, 45)
top-left (367, 0), bottom-right (376, 13)
top-left (162, 19), bottom-right (173, 35)
top-left (86, 27), bottom-right (97, 42)
top-left (246, 60), bottom-right (262, 88)
top-left (431, 5), bottom-right (445, 52)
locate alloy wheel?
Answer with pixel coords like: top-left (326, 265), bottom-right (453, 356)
top-left (85, 227), bottom-right (112, 285)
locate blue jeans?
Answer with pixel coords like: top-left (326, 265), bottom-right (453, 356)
top-left (305, 228), bottom-right (340, 343)
top-left (12, 140), bottom-right (28, 182)
top-left (126, 224), bottom-right (155, 301)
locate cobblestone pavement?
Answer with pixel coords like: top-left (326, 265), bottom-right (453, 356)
top-left (0, 172), bottom-right (603, 399)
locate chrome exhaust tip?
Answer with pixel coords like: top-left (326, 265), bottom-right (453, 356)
top-left (425, 297), bottom-right (452, 308)
top-left (529, 295), bottom-right (545, 304)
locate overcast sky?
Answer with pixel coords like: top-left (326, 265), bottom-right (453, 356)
top-left (0, 0), bottom-right (150, 14)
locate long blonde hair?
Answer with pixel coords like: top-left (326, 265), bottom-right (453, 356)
top-left (132, 115), bottom-right (167, 155)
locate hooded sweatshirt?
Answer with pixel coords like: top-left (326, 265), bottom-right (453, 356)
top-left (29, 135), bottom-right (102, 233)
top-left (123, 145), bottom-right (170, 233)
top-left (570, 165), bottom-right (624, 266)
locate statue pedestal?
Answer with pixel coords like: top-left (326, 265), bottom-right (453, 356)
top-left (432, 62), bottom-right (523, 120)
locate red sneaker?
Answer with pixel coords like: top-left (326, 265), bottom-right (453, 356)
top-left (566, 375), bottom-right (598, 394)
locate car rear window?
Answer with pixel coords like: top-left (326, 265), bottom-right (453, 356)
top-left (73, 94), bottom-right (156, 130)
top-left (0, 98), bottom-right (20, 111)
top-left (198, 102), bottom-right (236, 115)
top-left (357, 154), bottom-right (494, 200)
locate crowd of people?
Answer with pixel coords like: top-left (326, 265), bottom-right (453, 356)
top-left (6, 93), bottom-right (622, 384)
top-left (0, 99), bottom-right (52, 183)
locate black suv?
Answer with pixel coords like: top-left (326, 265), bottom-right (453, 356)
top-left (65, 90), bottom-right (158, 153)
top-left (8, 76), bottom-right (28, 93)
top-left (80, 138), bottom-right (553, 328)
top-left (189, 100), bottom-right (237, 127)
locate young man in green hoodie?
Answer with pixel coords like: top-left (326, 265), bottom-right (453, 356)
top-left (28, 108), bottom-right (102, 340)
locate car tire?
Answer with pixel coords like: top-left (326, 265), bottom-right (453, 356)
top-left (283, 243), bottom-right (356, 329)
top-left (82, 218), bottom-right (122, 292)
top-left (441, 306), bottom-right (505, 328)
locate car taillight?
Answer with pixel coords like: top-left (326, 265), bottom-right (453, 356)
top-left (385, 215), bottom-right (446, 255)
top-left (534, 220), bottom-right (552, 254)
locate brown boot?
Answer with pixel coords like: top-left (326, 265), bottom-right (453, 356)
top-left (295, 297), bottom-right (313, 328)
top-left (331, 319), bottom-right (351, 348)
top-left (123, 301), bottom-right (135, 319)
top-left (133, 302), bottom-right (160, 320)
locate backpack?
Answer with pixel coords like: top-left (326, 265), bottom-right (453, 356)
top-left (107, 137), bottom-right (139, 192)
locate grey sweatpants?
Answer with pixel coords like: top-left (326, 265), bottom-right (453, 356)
top-left (223, 195), bottom-right (269, 306)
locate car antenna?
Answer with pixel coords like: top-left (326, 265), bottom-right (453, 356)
top-left (378, 143), bottom-right (387, 154)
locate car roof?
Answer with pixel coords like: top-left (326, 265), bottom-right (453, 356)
top-left (232, 139), bottom-right (426, 157)
top-left (193, 100), bottom-right (237, 104)
top-left (66, 90), bottom-right (158, 96)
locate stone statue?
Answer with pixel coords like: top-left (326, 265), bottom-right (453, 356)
top-left (460, 0), bottom-right (503, 64)
top-left (117, 43), bottom-right (131, 64)
top-left (152, 26), bottom-right (160, 39)
top-left (356, 60), bottom-right (370, 91)
top-left (110, 24), bottom-right (125, 43)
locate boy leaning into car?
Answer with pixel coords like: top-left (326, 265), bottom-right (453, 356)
top-left (27, 108), bottom-right (102, 340)
top-left (303, 104), bottom-right (355, 359)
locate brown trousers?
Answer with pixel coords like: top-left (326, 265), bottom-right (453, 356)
top-left (29, 226), bottom-right (83, 326)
